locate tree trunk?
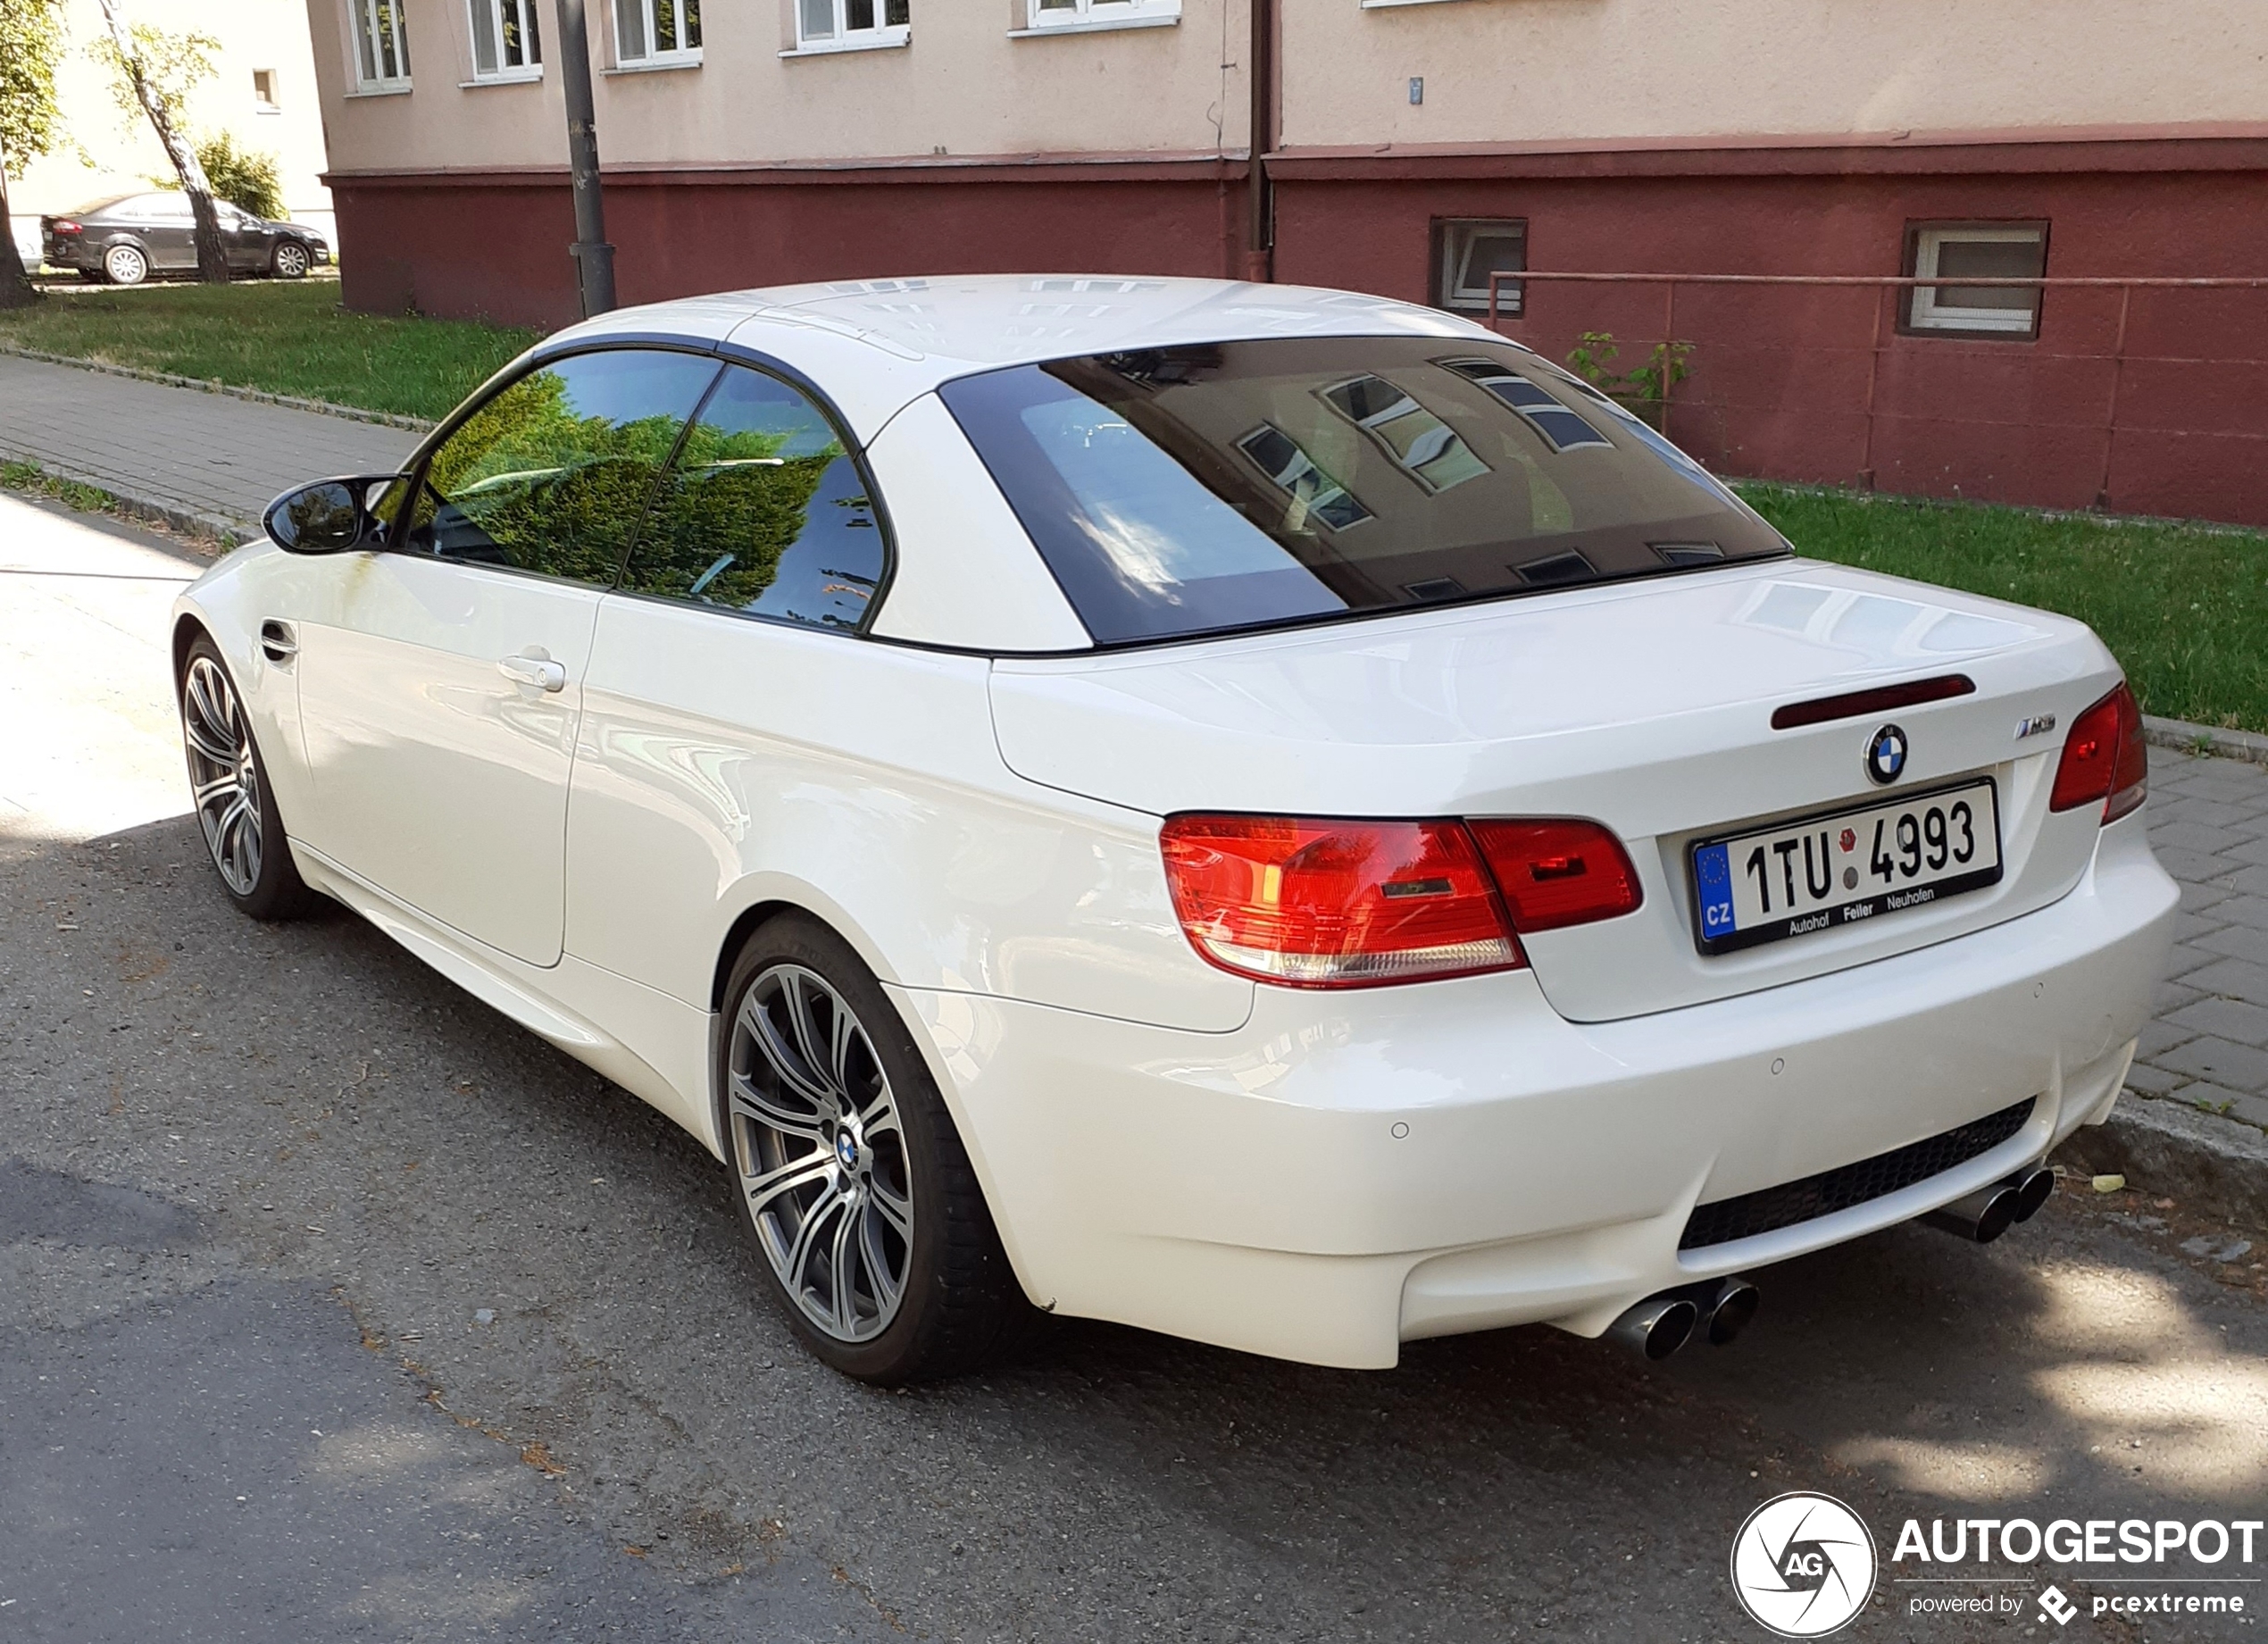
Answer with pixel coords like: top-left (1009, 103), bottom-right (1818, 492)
top-left (96, 0), bottom-right (229, 283)
top-left (0, 153), bottom-right (39, 309)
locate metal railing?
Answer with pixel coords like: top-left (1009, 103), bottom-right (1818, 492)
top-left (1487, 271), bottom-right (2268, 512)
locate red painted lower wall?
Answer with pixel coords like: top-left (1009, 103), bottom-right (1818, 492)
top-left (329, 158), bottom-right (2268, 524)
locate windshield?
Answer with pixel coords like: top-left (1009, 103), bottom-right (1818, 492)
top-left (938, 336), bottom-right (1789, 646)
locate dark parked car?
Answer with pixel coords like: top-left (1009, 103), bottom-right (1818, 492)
top-left (39, 193), bottom-right (331, 286)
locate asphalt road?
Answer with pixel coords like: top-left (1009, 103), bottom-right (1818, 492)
top-left (3, 491), bottom-right (2264, 1642)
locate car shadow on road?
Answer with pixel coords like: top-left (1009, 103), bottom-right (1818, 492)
top-left (12, 810), bottom-right (2264, 1642)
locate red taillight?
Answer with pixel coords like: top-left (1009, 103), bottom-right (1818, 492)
top-left (51, 220), bottom-right (80, 235)
top-left (1467, 818), bottom-right (1646, 931)
top-left (1160, 814), bottom-right (1644, 988)
top-left (1159, 815), bottom-right (1521, 987)
top-left (2050, 682), bottom-right (2147, 822)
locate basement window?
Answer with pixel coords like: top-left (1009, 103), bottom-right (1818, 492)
top-left (1905, 222), bottom-right (2047, 338)
top-left (1436, 219), bottom-right (1527, 316)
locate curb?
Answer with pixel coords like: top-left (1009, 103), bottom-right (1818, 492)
top-left (0, 449), bottom-right (250, 548)
top-left (0, 344), bottom-right (438, 432)
top-left (2143, 714), bottom-right (2268, 769)
top-left (2051, 1092), bottom-right (2268, 1231)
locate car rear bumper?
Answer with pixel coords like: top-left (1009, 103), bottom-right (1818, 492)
top-left (893, 814), bottom-right (2177, 1368)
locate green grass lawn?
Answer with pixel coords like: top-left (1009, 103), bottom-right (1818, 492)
top-left (0, 280), bottom-right (538, 423)
top-left (1737, 483), bottom-right (2268, 735)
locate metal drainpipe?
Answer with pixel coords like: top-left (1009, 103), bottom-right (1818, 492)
top-left (554, 0), bottom-right (617, 316)
top-left (1243, 0), bottom-right (1275, 282)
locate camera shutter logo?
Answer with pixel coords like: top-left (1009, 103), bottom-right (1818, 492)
top-left (1730, 1492), bottom-right (1878, 1638)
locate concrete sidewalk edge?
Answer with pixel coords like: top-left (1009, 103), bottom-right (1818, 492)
top-left (0, 453), bottom-right (247, 548)
top-left (2144, 714), bottom-right (2268, 768)
top-left (0, 343), bottom-right (438, 433)
top-left (2053, 1092), bottom-right (2268, 1231)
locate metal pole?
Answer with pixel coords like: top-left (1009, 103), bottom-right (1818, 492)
top-left (2097, 283), bottom-right (2132, 509)
top-left (554, 0), bottom-right (615, 316)
top-left (1858, 285), bottom-right (1886, 491)
top-left (1243, 0), bottom-right (1274, 283)
top-left (1659, 280), bottom-right (1676, 439)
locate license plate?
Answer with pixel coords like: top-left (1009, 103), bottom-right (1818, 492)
top-left (1689, 778), bottom-right (2002, 955)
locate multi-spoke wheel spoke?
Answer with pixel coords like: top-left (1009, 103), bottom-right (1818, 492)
top-left (730, 963), bottom-right (913, 1345)
top-left (181, 656), bottom-right (262, 897)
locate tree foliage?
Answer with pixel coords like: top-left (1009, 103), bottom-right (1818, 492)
top-left (0, 0), bottom-right (70, 305)
top-left (0, 0), bottom-right (69, 167)
top-left (90, 17), bottom-right (216, 134)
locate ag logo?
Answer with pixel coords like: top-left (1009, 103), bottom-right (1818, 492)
top-left (1864, 723), bottom-right (1908, 786)
top-left (1730, 1492), bottom-right (1878, 1638)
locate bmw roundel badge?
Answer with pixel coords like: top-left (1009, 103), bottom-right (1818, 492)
top-left (1864, 723), bottom-right (1908, 785)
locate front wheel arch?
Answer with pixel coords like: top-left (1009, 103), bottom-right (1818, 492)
top-left (171, 613), bottom-right (212, 697)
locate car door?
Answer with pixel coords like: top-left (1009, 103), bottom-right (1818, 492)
top-left (219, 204), bottom-right (270, 271)
top-left (563, 362), bottom-right (897, 1003)
top-left (136, 194), bottom-right (197, 271)
top-left (293, 346), bottom-right (721, 966)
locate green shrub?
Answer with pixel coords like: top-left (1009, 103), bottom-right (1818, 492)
top-left (196, 130), bottom-right (283, 219)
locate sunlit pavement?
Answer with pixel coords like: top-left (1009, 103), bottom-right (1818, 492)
top-left (1, 489), bottom-right (2262, 1641)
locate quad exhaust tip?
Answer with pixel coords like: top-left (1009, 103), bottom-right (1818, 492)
top-left (1922, 1165), bottom-right (2055, 1244)
top-left (1606, 1295), bottom-right (1698, 1361)
top-left (1606, 1276), bottom-right (1760, 1361)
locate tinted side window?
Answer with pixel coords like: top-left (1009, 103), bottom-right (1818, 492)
top-left (405, 349), bottom-right (719, 587)
top-left (620, 364), bottom-right (884, 631)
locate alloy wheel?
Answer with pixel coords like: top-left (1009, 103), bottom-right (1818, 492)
top-left (274, 241), bottom-right (309, 278)
top-left (104, 245), bottom-right (147, 285)
top-left (180, 655), bottom-right (263, 897)
top-left (729, 964), bottom-right (914, 1343)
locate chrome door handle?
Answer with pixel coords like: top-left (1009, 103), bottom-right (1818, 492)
top-left (497, 654), bottom-right (567, 692)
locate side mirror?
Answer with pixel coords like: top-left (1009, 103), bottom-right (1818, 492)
top-left (263, 475), bottom-right (394, 554)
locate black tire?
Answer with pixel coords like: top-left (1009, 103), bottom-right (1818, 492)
top-left (178, 633), bottom-right (320, 922)
top-left (271, 240), bottom-right (311, 280)
top-left (717, 914), bottom-right (1029, 1383)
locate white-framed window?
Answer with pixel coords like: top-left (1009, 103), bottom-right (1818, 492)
top-left (1436, 218), bottom-right (1526, 315)
top-left (616, 0), bottom-right (702, 64)
top-left (349, 0), bottom-right (412, 89)
top-left (793, 0), bottom-right (908, 53)
top-left (1021, 0), bottom-right (1178, 32)
top-left (252, 68), bottom-right (280, 110)
top-left (1906, 222), bottom-right (2047, 338)
top-left (467, 0), bottom-right (542, 79)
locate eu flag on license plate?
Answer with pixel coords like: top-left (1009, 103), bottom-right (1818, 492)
top-left (1695, 842), bottom-right (1735, 941)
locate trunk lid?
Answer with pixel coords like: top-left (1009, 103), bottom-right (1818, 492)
top-left (988, 560), bottom-right (2123, 1022)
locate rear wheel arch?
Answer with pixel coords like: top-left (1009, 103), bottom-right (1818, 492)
top-left (707, 891), bottom-right (905, 1015)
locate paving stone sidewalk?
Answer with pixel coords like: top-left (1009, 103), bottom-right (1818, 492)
top-left (2130, 745), bottom-right (2268, 1131)
top-left (0, 352), bottom-right (417, 535)
top-left (4, 348), bottom-right (2262, 1144)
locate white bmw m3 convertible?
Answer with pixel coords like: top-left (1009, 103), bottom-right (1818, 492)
top-left (174, 276), bottom-right (2176, 1381)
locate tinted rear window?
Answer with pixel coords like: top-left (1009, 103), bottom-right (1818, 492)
top-left (938, 337), bottom-right (1789, 646)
